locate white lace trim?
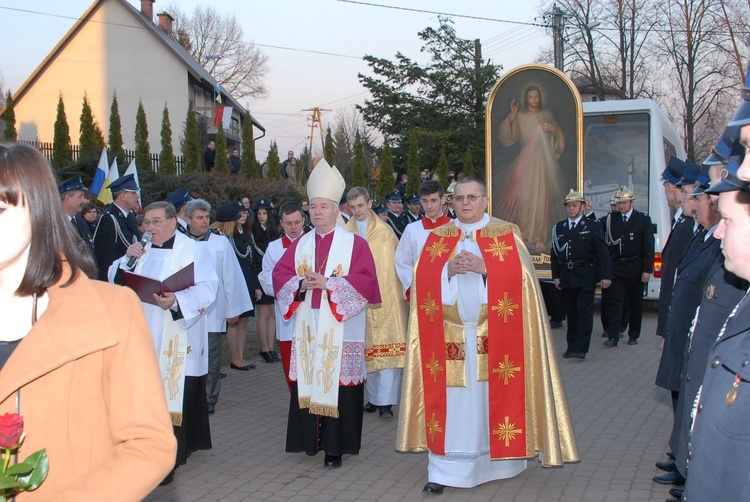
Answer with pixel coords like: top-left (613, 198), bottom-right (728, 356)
top-left (327, 276), bottom-right (367, 321)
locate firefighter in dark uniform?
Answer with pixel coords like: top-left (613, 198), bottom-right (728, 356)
top-left (603, 186), bottom-right (655, 347)
top-left (551, 190), bottom-right (611, 359)
top-left (656, 165), bottom-right (721, 415)
top-left (655, 149), bottom-right (748, 499)
top-left (92, 174), bottom-right (142, 280)
top-left (59, 175), bottom-right (95, 256)
top-left (656, 157), bottom-right (695, 343)
top-left (385, 192), bottom-right (406, 239)
top-left (683, 129), bottom-right (750, 500)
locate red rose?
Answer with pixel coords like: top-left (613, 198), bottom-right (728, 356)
top-left (0, 413), bottom-right (24, 449)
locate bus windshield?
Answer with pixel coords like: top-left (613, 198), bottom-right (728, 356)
top-left (583, 112), bottom-right (651, 215)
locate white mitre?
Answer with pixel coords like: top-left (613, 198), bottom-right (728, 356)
top-left (307, 159), bottom-right (346, 203)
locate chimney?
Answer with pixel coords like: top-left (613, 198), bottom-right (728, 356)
top-left (140, 0), bottom-right (154, 23)
top-left (157, 12), bottom-right (174, 35)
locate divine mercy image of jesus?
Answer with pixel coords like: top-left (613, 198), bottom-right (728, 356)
top-left (487, 65), bottom-right (581, 262)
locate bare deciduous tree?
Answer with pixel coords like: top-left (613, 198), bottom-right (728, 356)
top-left (166, 4), bottom-right (269, 101)
top-left (654, 0), bottom-right (742, 160)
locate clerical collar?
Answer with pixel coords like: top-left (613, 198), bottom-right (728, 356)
top-left (455, 213), bottom-right (490, 233)
top-left (152, 234), bottom-right (176, 249)
top-left (315, 227), bottom-right (336, 239)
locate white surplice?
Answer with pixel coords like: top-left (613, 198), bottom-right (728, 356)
top-left (395, 218), bottom-right (444, 298)
top-left (258, 234), bottom-right (300, 343)
top-left (201, 233), bottom-right (253, 332)
top-left (109, 231), bottom-right (218, 377)
top-left (428, 213), bottom-right (527, 488)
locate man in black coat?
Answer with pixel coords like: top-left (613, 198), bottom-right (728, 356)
top-left (655, 158), bottom-right (696, 342)
top-left (552, 190), bottom-right (612, 359)
top-left (384, 192), bottom-right (406, 239)
top-left (203, 141), bottom-right (216, 172)
top-left (59, 175), bottom-right (95, 257)
top-left (603, 186), bottom-right (655, 347)
top-left (655, 167), bottom-right (720, 416)
top-left (92, 174), bottom-right (142, 280)
top-left (683, 133), bottom-right (750, 500)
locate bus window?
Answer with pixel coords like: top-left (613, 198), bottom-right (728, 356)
top-left (663, 139), bottom-right (676, 167)
top-left (583, 113), bottom-right (651, 215)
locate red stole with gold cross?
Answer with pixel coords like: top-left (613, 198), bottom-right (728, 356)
top-left (415, 222), bottom-right (526, 459)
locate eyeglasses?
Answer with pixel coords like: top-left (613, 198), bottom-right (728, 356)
top-left (142, 217), bottom-right (173, 227)
top-left (452, 194), bottom-right (485, 203)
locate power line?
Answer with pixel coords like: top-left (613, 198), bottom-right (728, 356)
top-left (336, 0), bottom-right (548, 27)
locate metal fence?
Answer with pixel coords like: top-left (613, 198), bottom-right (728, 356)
top-left (19, 140), bottom-right (187, 174)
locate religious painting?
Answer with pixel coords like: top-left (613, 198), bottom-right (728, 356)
top-left (485, 64), bottom-right (583, 277)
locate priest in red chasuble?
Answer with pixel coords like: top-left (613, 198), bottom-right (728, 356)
top-left (273, 159), bottom-right (381, 469)
top-left (396, 177), bottom-right (579, 495)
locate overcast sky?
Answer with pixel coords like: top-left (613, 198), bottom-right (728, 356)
top-left (1, 0), bottom-right (550, 159)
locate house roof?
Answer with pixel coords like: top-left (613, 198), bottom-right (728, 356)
top-left (5, 0), bottom-right (264, 132)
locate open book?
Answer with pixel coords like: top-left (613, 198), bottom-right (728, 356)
top-left (123, 263), bottom-right (195, 306)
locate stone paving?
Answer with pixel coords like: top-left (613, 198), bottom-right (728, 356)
top-left (146, 303), bottom-right (678, 501)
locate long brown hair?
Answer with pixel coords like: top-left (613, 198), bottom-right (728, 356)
top-left (0, 143), bottom-right (96, 295)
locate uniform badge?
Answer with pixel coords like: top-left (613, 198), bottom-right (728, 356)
top-left (705, 284), bottom-right (716, 300)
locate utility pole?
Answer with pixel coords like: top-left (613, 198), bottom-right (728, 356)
top-left (302, 107), bottom-right (331, 172)
top-left (544, 4), bottom-right (566, 71)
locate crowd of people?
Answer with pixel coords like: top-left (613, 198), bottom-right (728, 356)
top-left (3, 76), bottom-right (750, 499)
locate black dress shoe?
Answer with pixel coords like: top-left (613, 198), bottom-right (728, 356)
top-left (159, 469), bottom-right (175, 486)
top-left (667, 451), bottom-right (676, 460)
top-left (219, 372), bottom-right (227, 379)
top-left (379, 405), bottom-right (394, 418)
top-left (230, 362), bottom-right (256, 371)
top-left (653, 470), bottom-right (685, 485)
top-left (259, 351), bottom-right (273, 363)
top-left (669, 487), bottom-right (684, 499)
top-left (562, 351), bottom-right (573, 358)
top-left (207, 403), bottom-right (215, 414)
top-left (656, 460), bottom-right (676, 472)
top-left (603, 338), bottom-right (618, 347)
top-left (269, 350), bottom-right (281, 362)
top-left (323, 454), bottom-right (342, 468)
top-left (363, 402), bottom-right (377, 413)
top-left (423, 482), bottom-right (445, 495)
top-left (572, 352), bottom-right (586, 359)
top-left (627, 338), bottom-right (638, 345)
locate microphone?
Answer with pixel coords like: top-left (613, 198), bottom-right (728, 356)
top-left (126, 232), bottom-right (152, 268)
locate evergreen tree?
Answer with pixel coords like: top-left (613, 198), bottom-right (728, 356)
top-left (183, 101), bottom-right (201, 173)
top-left (108, 93), bottom-right (125, 167)
top-left (79, 94), bottom-right (97, 161)
top-left (93, 121), bottom-right (106, 149)
top-left (437, 149), bottom-right (450, 189)
top-left (376, 138), bottom-right (395, 201)
top-left (3, 91), bottom-right (16, 141)
top-left (463, 146), bottom-right (474, 178)
top-left (266, 140), bottom-right (283, 180)
top-left (241, 112), bottom-right (258, 178)
top-left (52, 94), bottom-right (71, 168)
top-left (352, 131), bottom-right (366, 188)
top-left (323, 126), bottom-right (335, 166)
top-left (296, 144), bottom-right (310, 186)
top-left (134, 100), bottom-right (151, 171)
top-left (214, 122), bottom-right (229, 173)
top-left (160, 103), bottom-right (177, 174)
top-left (406, 130), bottom-right (421, 195)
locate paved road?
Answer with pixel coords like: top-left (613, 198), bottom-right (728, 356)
top-left (147, 302), bottom-right (678, 501)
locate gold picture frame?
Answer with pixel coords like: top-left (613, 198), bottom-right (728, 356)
top-left (485, 64), bottom-right (583, 277)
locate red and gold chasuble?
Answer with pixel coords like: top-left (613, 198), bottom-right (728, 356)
top-left (415, 222), bottom-right (526, 459)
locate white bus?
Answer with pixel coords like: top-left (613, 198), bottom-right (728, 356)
top-left (582, 98), bottom-right (686, 300)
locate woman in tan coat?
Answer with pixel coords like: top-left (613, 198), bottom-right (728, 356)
top-left (0, 143), bottom-right (176, 500)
